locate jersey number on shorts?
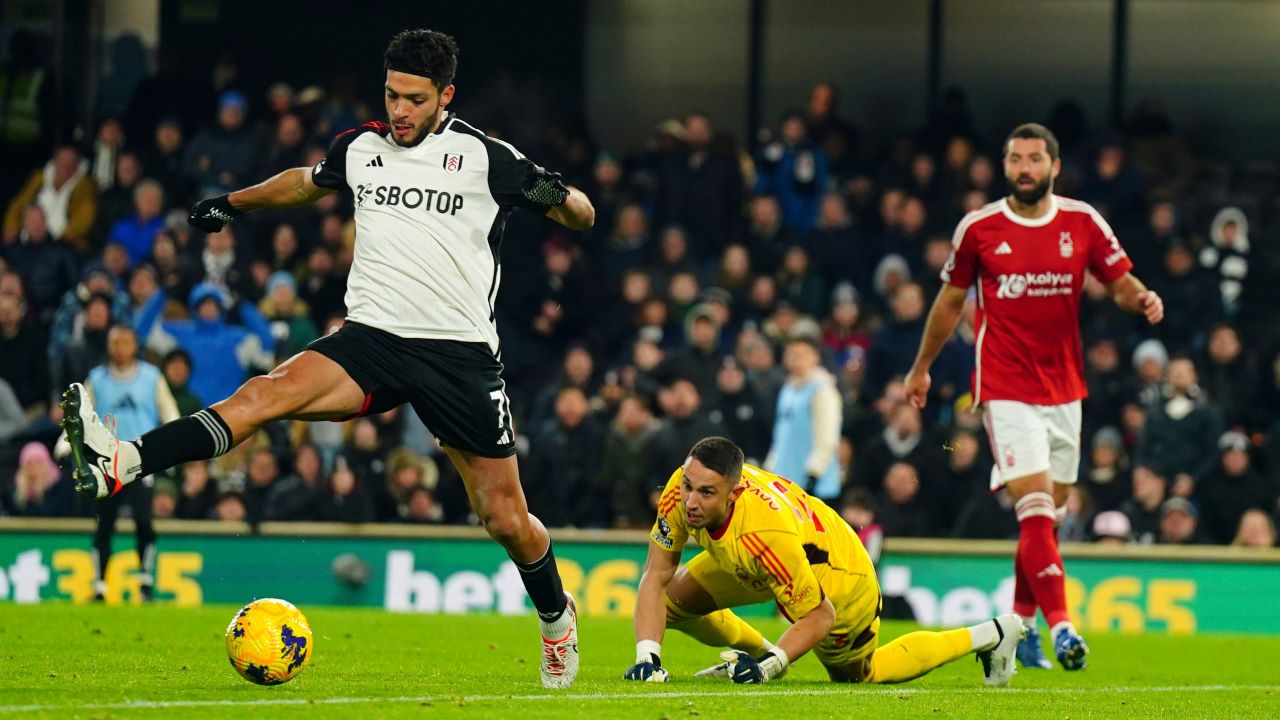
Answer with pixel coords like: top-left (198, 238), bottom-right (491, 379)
top-left (489, 388), bottom-right (512, 444)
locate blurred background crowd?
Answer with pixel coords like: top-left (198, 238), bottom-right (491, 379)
top-left (3, 15), bottom-right (1279, 550)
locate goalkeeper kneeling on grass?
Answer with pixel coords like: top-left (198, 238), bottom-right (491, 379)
top-left (625, 437), bottom-right (1024, 686)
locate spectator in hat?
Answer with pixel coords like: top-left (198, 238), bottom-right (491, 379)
top-left (1127, 338), bottom-right (1168, 409)
top-left (1199, 430), bottom-right (1270, 544)
top-left (1091, 510), bottom-right (1132, 545)
top-left (1157, 497), bottom-right (1203, 544)
top-left (259, 270), bottom-right (318, 361)
top-left (1232, 509), bottom-right (1277, 549)
top-left (865, 282), bottom-right (927, 401)
top-left (139, 282), bottom-right (274, 405)
top-left (1199, 206), bottom-right (1251, 320)
top-left (182, 89), bottom-right (259, 197)
top-left (821, 281), bottom-right (871, 360)
top-left (659, 303), bottom-right (725, 403)
top-left (1083, 426), bottom-right (1130, 511)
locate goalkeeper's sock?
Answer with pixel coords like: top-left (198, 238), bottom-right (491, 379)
top-left (1017, 493), bottom-right (1070, 629)
top-left (666, 599), bottom-right (769, 655)
top-left (513, 541), bottom-right (568, 624)
top-left (865, 629), bottom-right (972, 683)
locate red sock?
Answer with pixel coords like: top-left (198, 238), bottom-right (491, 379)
top-left (1012, 543), bottom-right (1037, 619)
top-left (1019, 514), bottom-right (1070, 628)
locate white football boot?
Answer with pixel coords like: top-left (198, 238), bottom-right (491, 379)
top-left (539, 592), bottom-right (579, 689)
top-left (978, 613), bottom-right (1027, 687)
top-left (59, 383), bottom-right (137, 498)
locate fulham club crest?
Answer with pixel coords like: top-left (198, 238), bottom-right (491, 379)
top-left (1059, 231), bottom-right (1074, 258)
top-left (443, 153), bottom-right (464, 175)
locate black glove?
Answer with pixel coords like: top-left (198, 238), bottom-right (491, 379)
top-left (521, 167), bottom-right (570, 208)
top-left (805, 474), bottom-right (819, 494)
top-left (726, 650), bottom-right (787, 684)
top-left (189, 194), bottom-right (243, 233)
top-left (623, 652), bottom-right (670, 682)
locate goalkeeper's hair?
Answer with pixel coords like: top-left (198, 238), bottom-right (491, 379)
top-left (1004, 122), bottom-right (1060, 161)
top-left (384, 28), bottom-right (459, 91)
top-left (689, 437), bottom-right (744, 483)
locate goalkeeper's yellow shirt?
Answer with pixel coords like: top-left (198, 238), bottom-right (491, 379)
top-left (650, 462), bottom-right (878, 623)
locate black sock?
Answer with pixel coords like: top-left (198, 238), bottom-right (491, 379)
top-left (513, 542), bottom-right (568, 621)
top-left (136, 408), bottom-right (233, 476)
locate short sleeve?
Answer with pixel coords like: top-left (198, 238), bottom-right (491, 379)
top-left (940, 214), bottom-right (981, 288)
top-left (1084, 208), bottom-right (1134, 283)
top-left (649, 467), bottom-right (689, 554)
top-left (311, 124), bottom-right (383, 191)
top-left (739, 530), bottom-right (824, 621)
top-left (481, 137), bottom-right (559, 211)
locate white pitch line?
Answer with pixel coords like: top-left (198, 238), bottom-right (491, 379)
top-left (0, 684), bottom-right (1276, 714)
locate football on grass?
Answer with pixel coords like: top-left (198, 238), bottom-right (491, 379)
top-left (225, 598), bottom-right (313, 685)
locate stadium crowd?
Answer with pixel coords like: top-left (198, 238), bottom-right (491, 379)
top-left (3, 53), bottom-right (1280, 549)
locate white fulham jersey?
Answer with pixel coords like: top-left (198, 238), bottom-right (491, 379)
top-left (311, 115), bottom-right (554, 354)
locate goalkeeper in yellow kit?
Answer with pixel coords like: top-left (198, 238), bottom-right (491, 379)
top-left (624, 437), bottom-right (1024, 685)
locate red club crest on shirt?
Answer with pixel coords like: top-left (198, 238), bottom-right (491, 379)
top-left (1059, 231), bottom-right (1073, 258)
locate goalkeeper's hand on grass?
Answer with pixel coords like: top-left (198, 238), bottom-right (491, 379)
top-left (719, 649), bottom-right (789, 684)
top-left (623, 653), bottom-right (669, 682)
top-left (623, 641), bottom-right (669, 682)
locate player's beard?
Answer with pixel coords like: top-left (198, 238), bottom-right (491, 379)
top-left (1009, 173), bottom-right (1052, 206)
top-left (390, 101), bottom-right (442, 149)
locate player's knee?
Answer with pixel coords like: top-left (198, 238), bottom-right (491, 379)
top-left (478, 507), bottom-right (530, 548)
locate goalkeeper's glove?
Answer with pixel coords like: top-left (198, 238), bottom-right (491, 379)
top-left (521, 167), bottom-right (570, 208)
top-left (623, 640), bottom-right (670, 682)
top-left (721, 648), bottom-right (789, 684)
top-left (189, 194), bottom-right (242, 233)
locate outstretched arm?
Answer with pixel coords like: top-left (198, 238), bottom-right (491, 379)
top-left (545, 186), bottom-right (595, 231)
top-left (190, 167), bottom-right (334, 232)
top-left (229, 167), bottom-right (333, 211)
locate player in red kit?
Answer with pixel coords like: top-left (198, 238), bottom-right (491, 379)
top-left (904, 123), bottom-right (1163, 672)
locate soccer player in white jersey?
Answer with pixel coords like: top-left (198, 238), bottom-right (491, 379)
top-left (904, 123), bottom-right (1163, 672)
top-left (58, 29), bottom-right (593, 688)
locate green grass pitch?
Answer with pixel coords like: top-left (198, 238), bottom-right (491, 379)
top-left (1, 603), bottom-right (1277, 719)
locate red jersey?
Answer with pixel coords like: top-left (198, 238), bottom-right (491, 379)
top-left (941, 196), bottom-right (1134, 406)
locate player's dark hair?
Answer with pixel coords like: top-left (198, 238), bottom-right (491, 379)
top-left (1004, 122), bottom-right (1060, 161)
top-left (384, 29), bottom-right (459, 90)
top-left (689, 437), bottom-right (744, 482)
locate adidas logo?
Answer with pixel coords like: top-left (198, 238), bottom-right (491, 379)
top-left (995, 241), bottom-right (1013, 255)
top-left (366, 156), bottom-right (385, 167)
top-left (1036, 564), bottom-right (1064, 578)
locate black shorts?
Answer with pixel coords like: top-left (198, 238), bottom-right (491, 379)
top-left (307, 321), bottom-right (515, 458)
